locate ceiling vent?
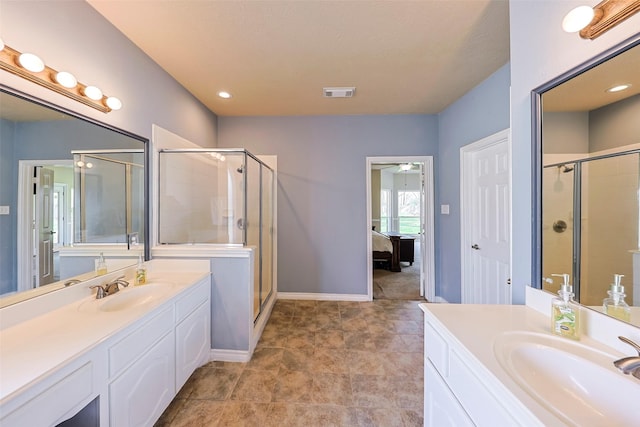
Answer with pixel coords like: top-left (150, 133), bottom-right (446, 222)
top-left (323, 87), bottom-right (355, 98)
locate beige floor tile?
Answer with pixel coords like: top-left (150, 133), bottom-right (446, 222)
top-left (245, 347), bottom-right (284, 372)
top-left (284, 329), bottom-right (316, 349)
top-left (216, 401), bottom-right (272, 427)
top-left (341, 316), bottom-right (369, 332)
top-left (311, 348), bottom-right (349, 374)
top-left (311, 373), bottom-right (352, 405)
top-left (166, 399), bottom-right (225, 427)
top-left (272, 368), bottom-right (314, 403)
top-left (346, 350), bottom-right (390, 376)
top-left (315, 313), bottom-right (342, 330)
top-left (382, 352), bottom-right (424, 378)
top-left (154, 398), bottom-right (186, 426)
top-left (354, 407), bottom-right (406, 427)
top-left (351, 375), bottom-right (397, 408)
top-left (267, 403), bottom-right (359, 427)
top-left (315, 329), bottom-right (345, 349)
top-left (280, 348), bottom-right (315, 372)
top-left (188, 367), bottom-right (242, 400)
top-left (344, 331), bottom-right (377, 351)
top-left (290, 315), bottom-right (318, 331)
top-left (230, 370), bottom-right (277, 402)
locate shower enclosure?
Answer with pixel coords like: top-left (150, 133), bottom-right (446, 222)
top-left (542, 150), bottom-right (639, 306)
top-left (158, 149), bottom-right (274, 321)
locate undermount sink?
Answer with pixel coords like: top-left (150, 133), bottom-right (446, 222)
top-left (493, 331), bottom-right (640, 426)
top-left (78, 282), bottom-right (176, 313)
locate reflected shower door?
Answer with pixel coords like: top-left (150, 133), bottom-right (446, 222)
top-left (542, 164), bottom-right (575, 294)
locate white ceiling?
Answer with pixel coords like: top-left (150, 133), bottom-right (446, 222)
top-left (87, 0), bottom-right (510, 117)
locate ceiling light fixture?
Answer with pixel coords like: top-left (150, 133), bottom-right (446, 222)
top-left (218, 91), bottom-right (232, 99)
top-left (563, 0), bottom-right (640, 39)
top-left (400, 163), bottom-right (413, 171)
top-left (0, 40), bottom-right (121, 113)
top-left (54, 71), bottom-right (77, 89)
top-left (606, 83), bottom-right (631, 93)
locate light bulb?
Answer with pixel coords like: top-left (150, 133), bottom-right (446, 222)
top-left (0, 38), bottom-right (4, 51)
top-left (83, 85), bottom-right (103, 101)
top-left (18, 53), bottom-right (45, 72)
top-left (86, 162), bottom-right (93, 169)
top-left (54, 71), bottom-right (77, 89)
top-left (76, 161), bottom-right (85, 167)
top-left (218, 91), bottom-right (232, 99)
top-left (562, 6), bottom-right (595, 33)
top-left (106, 96), bottom-right (122, 110)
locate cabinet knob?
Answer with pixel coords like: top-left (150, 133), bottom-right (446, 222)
top-left (471, 244), bottom-right (480, 250)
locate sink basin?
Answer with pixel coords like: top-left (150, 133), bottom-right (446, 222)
top-left (78, 282), bottom-right (176, 313)
top-left (494, 331), bottom-right (640, 426)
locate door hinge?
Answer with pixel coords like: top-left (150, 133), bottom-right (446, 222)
top-left (507, 278), bottom-right (512, 285)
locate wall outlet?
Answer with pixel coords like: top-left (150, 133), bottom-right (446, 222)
top-left (441, 204), bottom-right (450, 215)
top-left (0, 206), bottom-right (9, 215)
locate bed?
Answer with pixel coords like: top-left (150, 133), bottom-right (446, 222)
top-left (372, 230), bottom-right (401, 272)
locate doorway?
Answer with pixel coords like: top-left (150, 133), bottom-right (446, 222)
top-left (460, 129), bottom-right (512, 304)
top-left (17, 160), bottom-right (74, 291)
top-left (366, 156), bottom-right (435, 301)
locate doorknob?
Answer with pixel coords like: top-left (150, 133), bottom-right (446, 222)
top-left (471, 244), bottom-right (480, 250)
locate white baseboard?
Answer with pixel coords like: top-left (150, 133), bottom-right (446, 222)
top-left (433, 296), bottom-right (449, 303)
top-left (277, 292), bottom-right (369, 302)
top-left (210, 349), bottom-right (252, 363)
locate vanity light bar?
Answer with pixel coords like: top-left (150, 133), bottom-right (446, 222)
top-left (0, 41), bottom-right (121, 113)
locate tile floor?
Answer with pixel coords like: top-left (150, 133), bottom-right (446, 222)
top-left (156, 299), bottom-right (425, 427)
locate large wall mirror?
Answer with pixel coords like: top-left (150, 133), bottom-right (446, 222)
top-left (0, 86), bottom-right (148, 308)
top-left (533, 34), bottom-right (640, 327)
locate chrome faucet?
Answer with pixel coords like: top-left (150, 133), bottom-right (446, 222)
top-left (89, 276), bottom-right (129, 299)
top-left (613, 336), bottom-right (640, 380)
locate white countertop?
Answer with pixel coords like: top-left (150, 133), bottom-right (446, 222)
top-left (419, 303), bottom-right (634, 426)
top-left (0, 270), bottom-right (209, 403)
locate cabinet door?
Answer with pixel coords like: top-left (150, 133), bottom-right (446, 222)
top-left (424, 360), bottom-right (474, 427)
top-left (176, 302), bottom-right (210, 390)
top-left (110, 332), bottom-right (175, 427)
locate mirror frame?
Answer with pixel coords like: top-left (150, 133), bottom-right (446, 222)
top-left (531, 33), bottom-right (640, 298)
top-left (0, 83), bottom-right (150, 302)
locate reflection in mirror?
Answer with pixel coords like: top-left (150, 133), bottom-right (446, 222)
top-left (0, 87), bottom-right (147, 307)
top-left (535, 36), bottom-right (640, 327)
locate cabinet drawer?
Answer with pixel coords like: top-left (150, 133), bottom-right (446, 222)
top-left (448, 349), bottom-right (517, 426)
top-left (424, 360), bottom-right (474, 427)
top-left (109, 306), bottom-right (174, 378)
top-left (424, 320), bottom-right (449, 376)
top-left (1, 362), bottom-right (93, 427)
top-left (175, 278), bottom-right (209, 323)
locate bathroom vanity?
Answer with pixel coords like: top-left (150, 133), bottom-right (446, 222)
top-left (421, 288), bottom-right (640, 427)
top-left (0, 259), bottom-right (211, 427)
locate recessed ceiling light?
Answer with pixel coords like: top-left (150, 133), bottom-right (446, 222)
top-left (218, 91), bottom-right (232, 99)
top-left (562, 6), bottom-right (595, 33)
top-left (606, 84), bottom-right (631, 93)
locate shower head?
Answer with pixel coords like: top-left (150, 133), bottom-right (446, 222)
top-left (558, 164), bottom-right (574, 173)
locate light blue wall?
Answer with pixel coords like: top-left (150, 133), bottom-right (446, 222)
top-left (436, 63), bottom-right (511, 303)
top-left (509, 0), bottom-right (640, 304)
top-left (218, 115), bottom-right (438, 295)
top-left (590, 94), bottom-right (640, 152)
top-left (0, 119), bottom-right (16, 294)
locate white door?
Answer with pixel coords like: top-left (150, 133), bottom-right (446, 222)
top-left (461, 130), bottom-right (511, 304)
top-left (36, 167), bottom-right (55, 286)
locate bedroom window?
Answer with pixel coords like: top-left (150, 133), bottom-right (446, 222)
top-left (398, 191), bottom-right (420, 235)
top-left (380, 189), bottom-right (391, 232)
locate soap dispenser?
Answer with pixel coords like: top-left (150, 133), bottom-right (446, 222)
top-left (96, 252), bottom-right (107, 276)
top-left (550, 273), bottom-right (580, 340)
top-left (603, 274), bottom-right (631, 322)
top-left (134, 252), bottom-right (147, 286)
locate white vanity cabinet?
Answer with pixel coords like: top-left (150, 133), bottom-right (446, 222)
top-left (421, 306), bottom-right (543, 427)
top-left (0, 263), bottom-right (211, 427)
top-left (107, 277), bottom-right (210, 427)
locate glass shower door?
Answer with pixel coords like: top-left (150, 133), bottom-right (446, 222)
top-left (245, 156), bottom-right (261, 321)
top-left (261, 166), bottom-right (274, 310)
top-left (542, 164), bottom-right (575, 294)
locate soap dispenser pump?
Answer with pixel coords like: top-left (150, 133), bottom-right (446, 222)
top-left (96, 252), bottom-right (107, 276)
top-left (603, 274), bottom-right (631, 322)
top-left (134, 252), bottom-right (147, 286)
top-left (550, 273), bottom-right (580, 340)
